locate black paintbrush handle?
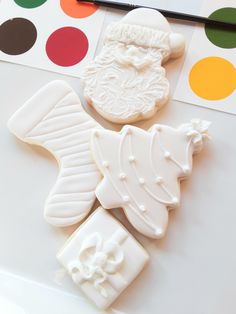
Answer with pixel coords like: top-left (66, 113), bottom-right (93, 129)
top-left (82, 0), bottom-right (236, 30)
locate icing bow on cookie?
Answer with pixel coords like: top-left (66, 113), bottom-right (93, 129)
top-left (68, 232), bottom-right (125, 298)
top-left (180, 119), bottom-right (211, 153)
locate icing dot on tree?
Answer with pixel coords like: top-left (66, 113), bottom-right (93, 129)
top-left (123, 196), bottom-right (130, 203)
top-left (128, 156), bottom-right (136, 163)
top-left (164, 151), bottom-right (171, 159)
top-left (139, 178), bottom-right (145, 186)
top-left (139, 205), bottom-right (146, 212)
top-left (119, 173), bottom-right (127, 180)
top-left (155, 176), bottom-right (163, 184)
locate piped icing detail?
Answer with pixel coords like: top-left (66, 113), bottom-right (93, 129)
top-left (68, 230), bottom-right (127, 298)
top-left (91, 120), bottom-right (210, 239)
top-left (82, 8), bottom-right (185, 124)
top-left (57, 207), bottom-right (149, 310)
top-left (8, 80), bottom-right (102, 227)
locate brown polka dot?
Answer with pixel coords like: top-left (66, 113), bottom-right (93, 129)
top-left (0, 18), bottom-right (37, 55)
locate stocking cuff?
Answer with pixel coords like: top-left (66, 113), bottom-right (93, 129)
top-left (8, 81), bottom-right (79, 141)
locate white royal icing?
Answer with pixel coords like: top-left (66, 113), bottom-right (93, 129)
top-left (68, 230), bottom-right (127, 299)
top-left (57, 207), bottom-right (149, 310)
top-left (82, 8), bottom-right (185, 124)
top-left (8, 80), bottom-right (102, 227)
top-left (91, 120), bottom-right (211, 239)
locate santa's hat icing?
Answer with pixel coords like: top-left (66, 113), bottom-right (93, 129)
top-left (104, 8), bottom-right (185, 61)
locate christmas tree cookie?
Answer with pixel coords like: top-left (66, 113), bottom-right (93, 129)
top-left (8, 80), bottom-right (102, 227)
top-left (91, 120), bottom-right (211, 239)
top-left (82, 8), bottom-right (185, 124)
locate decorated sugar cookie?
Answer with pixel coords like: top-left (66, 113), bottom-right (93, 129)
top-left (91, 120), bottom-right (211, 239)
top-left (8, 80), bottom-right (102, 227)
top-left (82, 8), bottom-right (185, 124)
top-left (57, 207), bottom-right (149, 310)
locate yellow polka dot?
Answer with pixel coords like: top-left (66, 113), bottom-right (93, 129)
top-left (189, 57), bottom-right (236, 100)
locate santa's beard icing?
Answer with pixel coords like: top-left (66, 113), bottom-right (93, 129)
top-left (82, 9), bottom-right (185, 124)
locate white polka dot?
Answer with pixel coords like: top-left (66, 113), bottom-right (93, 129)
top-left (139, 178), bottom-right (145, 185)
top-left (164, 151), bottom-right (171, 159)
top-left (155, 176), bottom-right (163, 184)
top-left (172, 197), bottom-right (179, 205)
top-left (139, 205), bottom-right (146, 212)
top-left (119, 173), bottom-right (127, 180)
top-left (183, 165), bottom-right (191, 175)
top-left (129, 155), bottom-right (135, 163)
top-left (123, 196), bottom-right (130, 203)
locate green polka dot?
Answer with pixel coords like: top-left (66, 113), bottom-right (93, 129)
top-left (205, 7), bottom-right (236, 49)
top-left (14, 0), bottom-right (47, 9)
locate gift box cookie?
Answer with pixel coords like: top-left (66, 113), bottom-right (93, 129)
top-left (57, 207), bottom-right (149, 310)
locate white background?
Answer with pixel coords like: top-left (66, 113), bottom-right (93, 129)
top-left (0, 1), bottom-right (236, 314)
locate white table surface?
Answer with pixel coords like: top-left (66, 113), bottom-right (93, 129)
top-left (1, 1), bottom-right (236, 314)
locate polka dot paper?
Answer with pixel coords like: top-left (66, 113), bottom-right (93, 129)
top-left (174, 0), bottom-right (236, 116)
top-left (0, 0), bottom-right (105, 77)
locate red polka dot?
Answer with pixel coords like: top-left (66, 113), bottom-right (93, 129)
top-left (46, 27), bottom-right (88, 67)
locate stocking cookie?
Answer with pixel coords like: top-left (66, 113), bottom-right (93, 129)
top-left (82, 8), bottom-right (185, 124)
top-left (8, 80), bottom-right (102, 227)
top-left (91, 120), bottom-right (211, 239)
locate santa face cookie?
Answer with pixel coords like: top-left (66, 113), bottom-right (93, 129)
top-left (91, 120), bottom-right (210, 239)
top-left (82, 8), bottom-right (185, 124)
top-left (8, 80), bottom-right (102, 227)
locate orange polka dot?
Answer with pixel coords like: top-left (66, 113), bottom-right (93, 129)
top-left (60, 0), bottom-right (99, 19)
top-left (189, 57), bottom-right (236, 101)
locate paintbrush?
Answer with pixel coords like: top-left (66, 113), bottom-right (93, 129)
top-left (79, 0), bottom-right (236, 30)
